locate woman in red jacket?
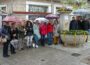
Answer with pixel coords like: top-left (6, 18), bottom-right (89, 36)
top-left (39, 22), bottom-right (47, 47)
top-left (47, 22), bottom-right (53, 45)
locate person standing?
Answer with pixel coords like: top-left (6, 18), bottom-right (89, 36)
top-left (18, 24), bottom-right (26, 50)
top-left (33, 21), bottom-right (41, 48)
top-left (40, 22), bottom-right (47, 47)
top-left (76, 17), bottom-right (83, 30)
top-left (25, 21), bottom-right (33, 48)
top-left (53, 20), bottom-right (60, 45)
top-left (82, 18), bottom-right (89, 31)
top-left (47, 22), bottom-right (54, 45)
top-left (2, 22), bottom-right (11, 57)
top-left (10, 23), bottom-right (19, 54)
top-left (69, 17), bottom-right (78, 30)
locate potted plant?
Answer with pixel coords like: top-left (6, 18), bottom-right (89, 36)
top-left (60, 30), bottom-right (88, 47)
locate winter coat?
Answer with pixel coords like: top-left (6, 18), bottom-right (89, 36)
top-left (40, 23), bottom-right (47, 35)
top-left (69, 20), bottom-right (78, 30)
top-left (2, 25), bottom-right (11, 40)
top-left (18, 26), bottom-right (25, 38)
top-left (47, 23), bottom-right (53, 33)
top-left (26, 25), bottom-right (33, 36)
top-left (82, 20), bottom-right (89, 30)
top-left (10, 28), bottom-right (19, 39)
top-left (77, 20), bottom-right (83, 30)
top-left (33, 24), bottom-right (41, 39)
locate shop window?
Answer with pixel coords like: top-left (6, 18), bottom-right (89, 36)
top-left (28, 14), bottom-right (45, 20)
top-left (0, 5), bottom-right (6, 12)
top-left (29, 5), bottom-right (48, 13)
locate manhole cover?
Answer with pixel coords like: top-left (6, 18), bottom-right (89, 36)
top-left (71, 53), bottom-right (81, 57)
top-left (87, 58), bottom-right (90, 61)
top-left (41, 59), bottom-right (45, 61)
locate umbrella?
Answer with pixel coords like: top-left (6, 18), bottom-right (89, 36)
top-left (45, 14), bottom-right (59, 19)
top-left (70, 9), bottom-right (90, 16)
top-left (3, 16), bottom-right (21, 23)
top-left (34, 17), bottom-right (49, 23)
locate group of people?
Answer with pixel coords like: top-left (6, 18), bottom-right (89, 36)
top-left (69, 16), bottom-right (90, 31)
top-left (0, 19), bottom-right (60, 58)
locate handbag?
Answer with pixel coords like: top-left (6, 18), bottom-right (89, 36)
top-left (2, 38), bottom-right (7, 43)
top-left (0, 37), bottom-right (7, 43)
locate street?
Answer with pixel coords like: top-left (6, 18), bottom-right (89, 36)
top-left (0, 45), bottom-right (89, 65)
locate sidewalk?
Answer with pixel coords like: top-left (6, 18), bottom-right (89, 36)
top-left (49, 42), bottom-right (90, 53)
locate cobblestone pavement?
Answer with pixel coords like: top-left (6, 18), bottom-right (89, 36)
top-left (0, 46), bottom-right (88, 65)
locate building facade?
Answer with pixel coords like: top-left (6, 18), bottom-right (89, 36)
top-left (0, 0), bottom-right (73, 30)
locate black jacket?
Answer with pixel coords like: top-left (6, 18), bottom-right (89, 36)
top-left (69, 20), bottom-right (78, 30)
top-left (11, 28), bottom-right (18, 39)
top-left (26, 25), bottom-right (33, 36)
top-left (82, 20), bottom-right (89, 30)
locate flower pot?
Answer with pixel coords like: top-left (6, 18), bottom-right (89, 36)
top-left (60, 34), bottom-right (87, 46)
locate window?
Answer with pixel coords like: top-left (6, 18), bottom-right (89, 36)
top-left (1, 7), bottom-right (6, 11)
top-left (29, 5), bottom-right (48, 13)
top-left (0, 5), bottom-right (6, 12)
top-left (28, 14), bottom-right (45, 20)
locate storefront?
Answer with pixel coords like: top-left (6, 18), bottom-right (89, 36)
top-left (26, 1), bottom-right (51, 20)
top-left (28, 4), bottom-right (49, 20)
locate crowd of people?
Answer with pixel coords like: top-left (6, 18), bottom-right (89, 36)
top-left (69, 16), bottom-right (90, 31)
top-left (0, 19), bottom-right (60, 58)
top-left (1, 16), bottom-right (90, 58)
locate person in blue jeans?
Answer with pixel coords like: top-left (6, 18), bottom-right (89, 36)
top-left (47, 32), bottom-right (53, 45)
top-left (33, 21), bottom-right (41, 48)
top-left (33, 34), bottom-right (39, 48)
top-left (47, 22), bottom-right (54, 45)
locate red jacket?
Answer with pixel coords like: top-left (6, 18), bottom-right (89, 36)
top-left (40, 23), bottom-right (47, 35)
top-left (47, 23), bottom-right (53, 33)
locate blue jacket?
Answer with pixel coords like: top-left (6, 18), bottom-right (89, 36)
top-left (1, 25), bottom-right (11, 39)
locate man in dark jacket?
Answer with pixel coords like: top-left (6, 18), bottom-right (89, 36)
top-left (76, 17), bottom-right (85, 30)
top-left (2, 22), bottom-right (11, 57)
top-left (82, 18), bottom-right (89, 31)
top-left (69, 17), bottom-right (78, 30)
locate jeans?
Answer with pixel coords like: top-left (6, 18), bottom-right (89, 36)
top-left (41, 35), bottom-right (46, 46)
top-left (10, 44), bottom-right (16, 54)
top-left (34, 34), bottom-right (39, 45)
top-left (26, 35), bottom-right (33, 47)
top-left (47, 32), bottom-right (53, 45)
top-left (3, 40), bottom-right (9, 56)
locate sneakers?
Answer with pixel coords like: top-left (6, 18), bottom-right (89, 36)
top-left (32, 43), bottom-right (39, 48)
top-left (35, 45), bottom-right (38, 48)
top-left (3, 55), bottom-right (10, 58)
top-left (32, 43), bottom-right (35, 48)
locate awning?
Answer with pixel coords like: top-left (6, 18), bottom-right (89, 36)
top-left (13, 11), bottom-right (51, 15)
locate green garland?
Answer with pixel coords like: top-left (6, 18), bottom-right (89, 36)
top-left (60, 30), bottom-right (88, 35)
